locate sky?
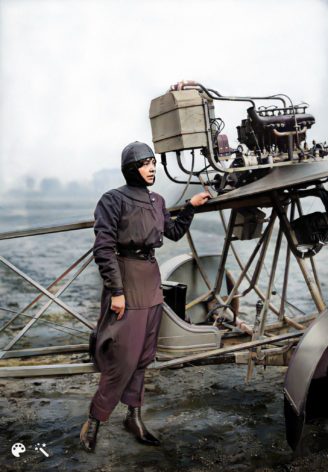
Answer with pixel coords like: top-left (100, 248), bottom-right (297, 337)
top-left (0, 0), bottom-right (327, 194)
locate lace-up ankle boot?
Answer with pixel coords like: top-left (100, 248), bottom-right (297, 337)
top-left (80, 415), bottom-right (100, 452)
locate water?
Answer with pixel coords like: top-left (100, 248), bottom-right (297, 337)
top-left (1, 198), bottom-right (328, 471)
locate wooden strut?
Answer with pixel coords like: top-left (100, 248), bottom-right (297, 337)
top-left (0, 331), bottom-right (304, 378)
top-left (239, 211), bottom-right (276, 298)
top-left (0, 311), bottom-right (315, 362)
top-left (259, 228), bottom-right (283, 336)
top-left (219, 211), bottom-right (306, 331)
top-left (279, 203), bottom-right (294, 321)
top-left (0, 256), bottom-right (94, 329)
top-left (271, 191), bottom-right (326, 313)
top-left (197, 175), bottom-right (286, 318)
top-left (0, 220), bottom-right (94, 241)
top-left (218, 211), bottom-right (276, 311)
top-left (246, 227), bottom-right (283, 382)
top-left (154, 331), bottom-right (303, 370)
top-left (199, 175), bottom-right (304, 330)
top-left (0, 248), bottom-right (93, 334)
top-left (197, 175), bottom-right (306, 334)
top-left (186, 230), bottom-right (212, 290)
top-left (185, 290), bottom-right (213, 311)
top-left (0, 362), bottom-right (97, 378)
top-left (197, 177), bottom-right (319, 360)
top-left (189, 200), bottom-right (304, 339)
top-left (213, 209), bottom-right (237, 295)
top-left (0, 344), bottom-right (89, 359)
top-left (0, 252), bottom-right (93, 355)
top-left (219, 210), bottom-right (280, 316)
top-left (186, 228), bottom-right (250, 331)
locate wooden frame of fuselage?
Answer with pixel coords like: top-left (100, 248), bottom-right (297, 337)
top-left (1, 160), bottom-right (328, 378)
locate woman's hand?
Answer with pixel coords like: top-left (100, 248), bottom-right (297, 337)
top-left (111, 295), bottom-right (125, 320)
top-left (190, 192), bottom-right (211, 207)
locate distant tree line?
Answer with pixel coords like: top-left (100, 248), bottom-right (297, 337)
top-left (5, 168), bottom-right (124, 200)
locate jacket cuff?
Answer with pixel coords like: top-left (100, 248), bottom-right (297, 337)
top-left (103, 282), bottom-right (124, 296)
top-left (111, 288), bottom-right (124, 296)
top-left (184, 201), bottom-right (196, 214)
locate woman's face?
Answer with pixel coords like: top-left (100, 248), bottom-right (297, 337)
top-left (138, 158), bottom-right (156, 185)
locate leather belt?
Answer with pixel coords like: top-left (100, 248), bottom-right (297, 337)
top-left (116, 247), bottom-right (156, 262)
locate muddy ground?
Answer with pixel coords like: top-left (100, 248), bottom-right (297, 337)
top-left (1, 363), bottom-right (328, 472)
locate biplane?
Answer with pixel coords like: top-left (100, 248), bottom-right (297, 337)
top-left (1, 81), bottom-right (328, 451)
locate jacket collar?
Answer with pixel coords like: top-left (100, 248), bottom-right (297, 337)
top-left (116, 185), bottom-right (151, 204)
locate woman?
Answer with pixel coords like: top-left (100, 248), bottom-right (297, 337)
top-left (80, 141), bottom-right (210, 452)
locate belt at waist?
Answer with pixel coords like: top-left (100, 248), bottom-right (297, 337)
top-left (116, 247), bottom-right (156, 262)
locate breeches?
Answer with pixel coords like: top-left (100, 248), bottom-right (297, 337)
top-left (90, 304), bottom-right (163, 421)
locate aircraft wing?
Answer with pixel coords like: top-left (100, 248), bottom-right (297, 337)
top-left (170, 160), bottom-right (328, 214)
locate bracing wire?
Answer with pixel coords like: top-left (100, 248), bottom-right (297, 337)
top-left (0, 308), bottom-right (91, 348)
top-left (173, 150), bottom-right (196, 206)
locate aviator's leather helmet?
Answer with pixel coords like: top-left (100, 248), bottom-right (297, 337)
top-left (121, 141), bottom-right (156, 187)
top-left (121, 141), bottom-right (155, 170)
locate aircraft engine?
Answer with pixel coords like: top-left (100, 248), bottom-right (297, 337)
top-left (149, 83), bottom-right (328, 195)
top-left (238, 105), bottom-right (315, 158)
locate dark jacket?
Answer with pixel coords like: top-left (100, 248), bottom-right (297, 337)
top-left (92, 184), bottom-right (195, 372)
top-left (93, 184), bottom-right (195, 302)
